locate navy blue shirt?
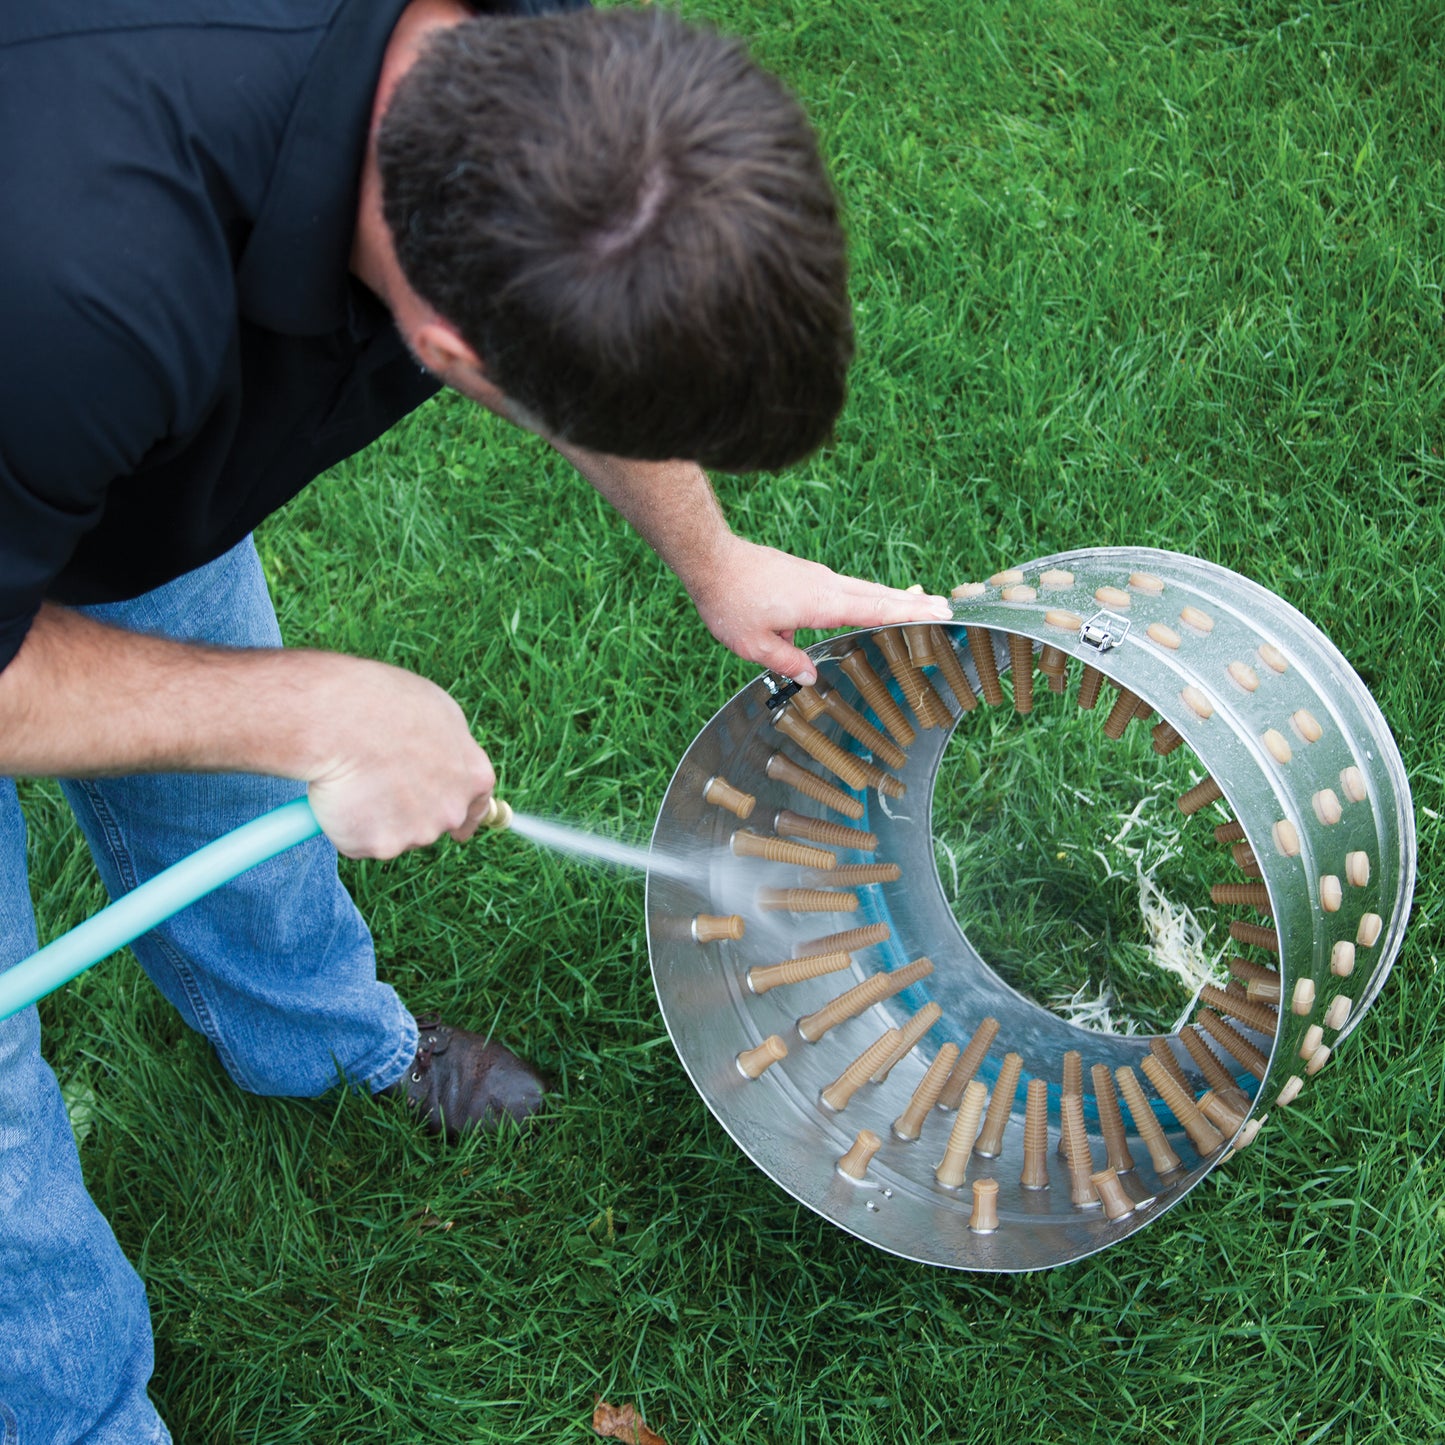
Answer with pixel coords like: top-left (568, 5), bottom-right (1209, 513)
top-left (0, 0), bottom-right (578, 673)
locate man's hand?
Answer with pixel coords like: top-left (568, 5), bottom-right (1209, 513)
top-left (683, 534), bottom-right (952, 684)
top-left (303, 659), bottom-right (497, 860)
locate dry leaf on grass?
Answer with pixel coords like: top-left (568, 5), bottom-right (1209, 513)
top-left (409, 1205), bottom-right (453, 1233)
top-left (592, 1399), bottom-right (669, 1445)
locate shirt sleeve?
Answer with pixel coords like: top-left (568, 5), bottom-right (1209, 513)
top-left (0, 44), bottom-right (235, 674)
top-left (0, 262), bottom-right (175, 671)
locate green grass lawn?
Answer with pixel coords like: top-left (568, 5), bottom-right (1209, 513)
top-left (25, 1), bottom-right (1444, 1439)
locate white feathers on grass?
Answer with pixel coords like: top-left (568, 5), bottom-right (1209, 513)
top-left (1053, 780), bottom-right (1227, 1034)
top-left (1049, 978), bottom-right (1140, 1035)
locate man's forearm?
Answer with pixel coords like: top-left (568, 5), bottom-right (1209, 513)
top-left (549, 438), bottom-right (953, 684)
top-left (0, 604), bottom-right (339, 780)
top-left (548, 443), bottom-right (733, 590)
top-left (0, 604), bottom-right (499, 860)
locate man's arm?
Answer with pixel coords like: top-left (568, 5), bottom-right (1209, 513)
top-left (551, 443), bottom-right (952, 685)
top-left (0, 605), bottom-right (496, 860)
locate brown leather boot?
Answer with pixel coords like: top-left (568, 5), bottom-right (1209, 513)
top-left (385, 1014), bottom-right (546, 1138)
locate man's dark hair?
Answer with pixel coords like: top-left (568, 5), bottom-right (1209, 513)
top-left (377, 6), bottom-right (852, 472)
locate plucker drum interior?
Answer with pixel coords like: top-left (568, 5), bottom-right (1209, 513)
top-left (646, 548), bottom-right (1415, 1270)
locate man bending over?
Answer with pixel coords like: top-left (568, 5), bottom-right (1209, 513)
top-left (0, 2), bottom-right (949, 1436)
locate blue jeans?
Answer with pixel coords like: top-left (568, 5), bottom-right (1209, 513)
top-left (0, 538), bottom-right (418, 1442)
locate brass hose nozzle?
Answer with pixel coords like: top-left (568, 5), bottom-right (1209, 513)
top-left (480, 797), bottom-right (513, 831)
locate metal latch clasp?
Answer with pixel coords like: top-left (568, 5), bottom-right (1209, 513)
top-left (1079, 610), bottom-right (1131, 653)
top-left (761, 672), bottom-right (802, 710)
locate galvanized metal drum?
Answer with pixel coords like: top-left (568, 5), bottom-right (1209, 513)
top-left (646, 547), bottom-right (1415, 1271)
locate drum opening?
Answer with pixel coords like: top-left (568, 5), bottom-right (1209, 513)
top-left (930, 662), bottom-right (1231, 1038)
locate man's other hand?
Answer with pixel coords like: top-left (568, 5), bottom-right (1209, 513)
top-left (685, 535), bottom-right (953, 685)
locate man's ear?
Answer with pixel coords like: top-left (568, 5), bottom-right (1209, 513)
top-left (411, 319), bottom-right (483, 378)
top-left (411, 319), bottom-right (520, 420)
